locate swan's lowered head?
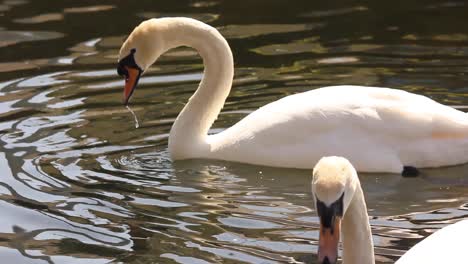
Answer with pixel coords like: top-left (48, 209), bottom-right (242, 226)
top-left (117, 18), bottom-right (172, 104)
top-left (312, 156), bottom-right (373, 264)
top-left (118, 17), bottom-right (215, 104)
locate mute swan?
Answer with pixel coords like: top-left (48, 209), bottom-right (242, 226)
top-left (117, 17), bottom-right (468, 174)
top-left (312, 156), bottom-right (468, 264)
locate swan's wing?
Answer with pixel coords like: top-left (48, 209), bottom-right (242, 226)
top-left (395, 220), bottom-right (468, 264)
top-left (233, 85), bottom-right (468, 141)
top-left (361, 88), bottom-right (468, 140)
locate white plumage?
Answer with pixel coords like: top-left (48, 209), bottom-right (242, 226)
top-left (209, 85), bottom-right (468, 172)
top-left (396, 219), bottom-right (468, 263)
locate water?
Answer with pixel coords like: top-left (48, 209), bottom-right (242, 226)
top-left (1, 0), bottom-right (468, 263)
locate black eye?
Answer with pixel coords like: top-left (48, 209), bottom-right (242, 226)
top-left (117, 64), bottom-right (128, 77)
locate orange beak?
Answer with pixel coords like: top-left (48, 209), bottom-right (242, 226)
top-left (123, 66), bottom-right (141, 105)
top-left (318, 217), bottom-right (341, 264)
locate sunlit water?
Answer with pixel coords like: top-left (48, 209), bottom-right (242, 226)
top-left (1, 1), bottom-right (468, 263)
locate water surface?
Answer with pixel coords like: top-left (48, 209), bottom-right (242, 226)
top-left (1, 0), bottom-right (468, 263)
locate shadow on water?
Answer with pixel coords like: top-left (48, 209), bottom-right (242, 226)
top-left (0, 0), bottom-right (468, 263)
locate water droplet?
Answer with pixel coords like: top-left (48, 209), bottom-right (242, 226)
top-left (126, 105), bottom-right (140, 129)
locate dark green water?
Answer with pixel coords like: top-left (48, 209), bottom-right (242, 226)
top-left (1, 0), bottom-right (468, 263)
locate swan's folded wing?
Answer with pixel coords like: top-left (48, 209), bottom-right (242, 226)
top-left (213, 85), bottom-right (468, 147)
top-left (368, 100), bottom-right (468, 140)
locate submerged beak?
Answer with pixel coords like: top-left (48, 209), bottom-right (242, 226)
top-left (123, 66), bottom-right (141, 105)
top-left (318, 217), bottom-right (341, 264)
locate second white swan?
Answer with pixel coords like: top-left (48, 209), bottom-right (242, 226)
top-left (117, 17), bottom-right (468, 174)
top-left (312, 156), bottom-right (468, 264)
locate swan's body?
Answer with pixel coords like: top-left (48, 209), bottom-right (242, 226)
top-left (118, 17), bottom-right (468, 173)
top-left (312, 156), bottom-right (468, 264)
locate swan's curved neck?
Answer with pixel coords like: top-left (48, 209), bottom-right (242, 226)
top-left (164, 20), bottom-right (234, 159)
top-left (342, 187), bottom-right (375, 264)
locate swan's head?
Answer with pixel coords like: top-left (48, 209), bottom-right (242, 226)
top-left (311, 156), bottom-right (360, 264)
top-left (117, 19), bottom-right (168, 104)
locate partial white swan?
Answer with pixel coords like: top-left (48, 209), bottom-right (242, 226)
top-left (117, 17), bottom-right (468, 173)
top-left (311, 156), bottom-right (468, 264)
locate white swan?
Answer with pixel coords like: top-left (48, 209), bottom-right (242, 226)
top-left (117, 17), bottom-right (468, 173)
top-left (312, 156), bottom-right (468, 264)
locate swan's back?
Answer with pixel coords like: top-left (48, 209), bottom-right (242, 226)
top-left (215, 85), bottom-right (466, 143)
top-left (396, 219), bottom-right (468, 263)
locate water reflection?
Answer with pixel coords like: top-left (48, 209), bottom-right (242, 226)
top-left (0, 0), bottom-right (467, 263)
